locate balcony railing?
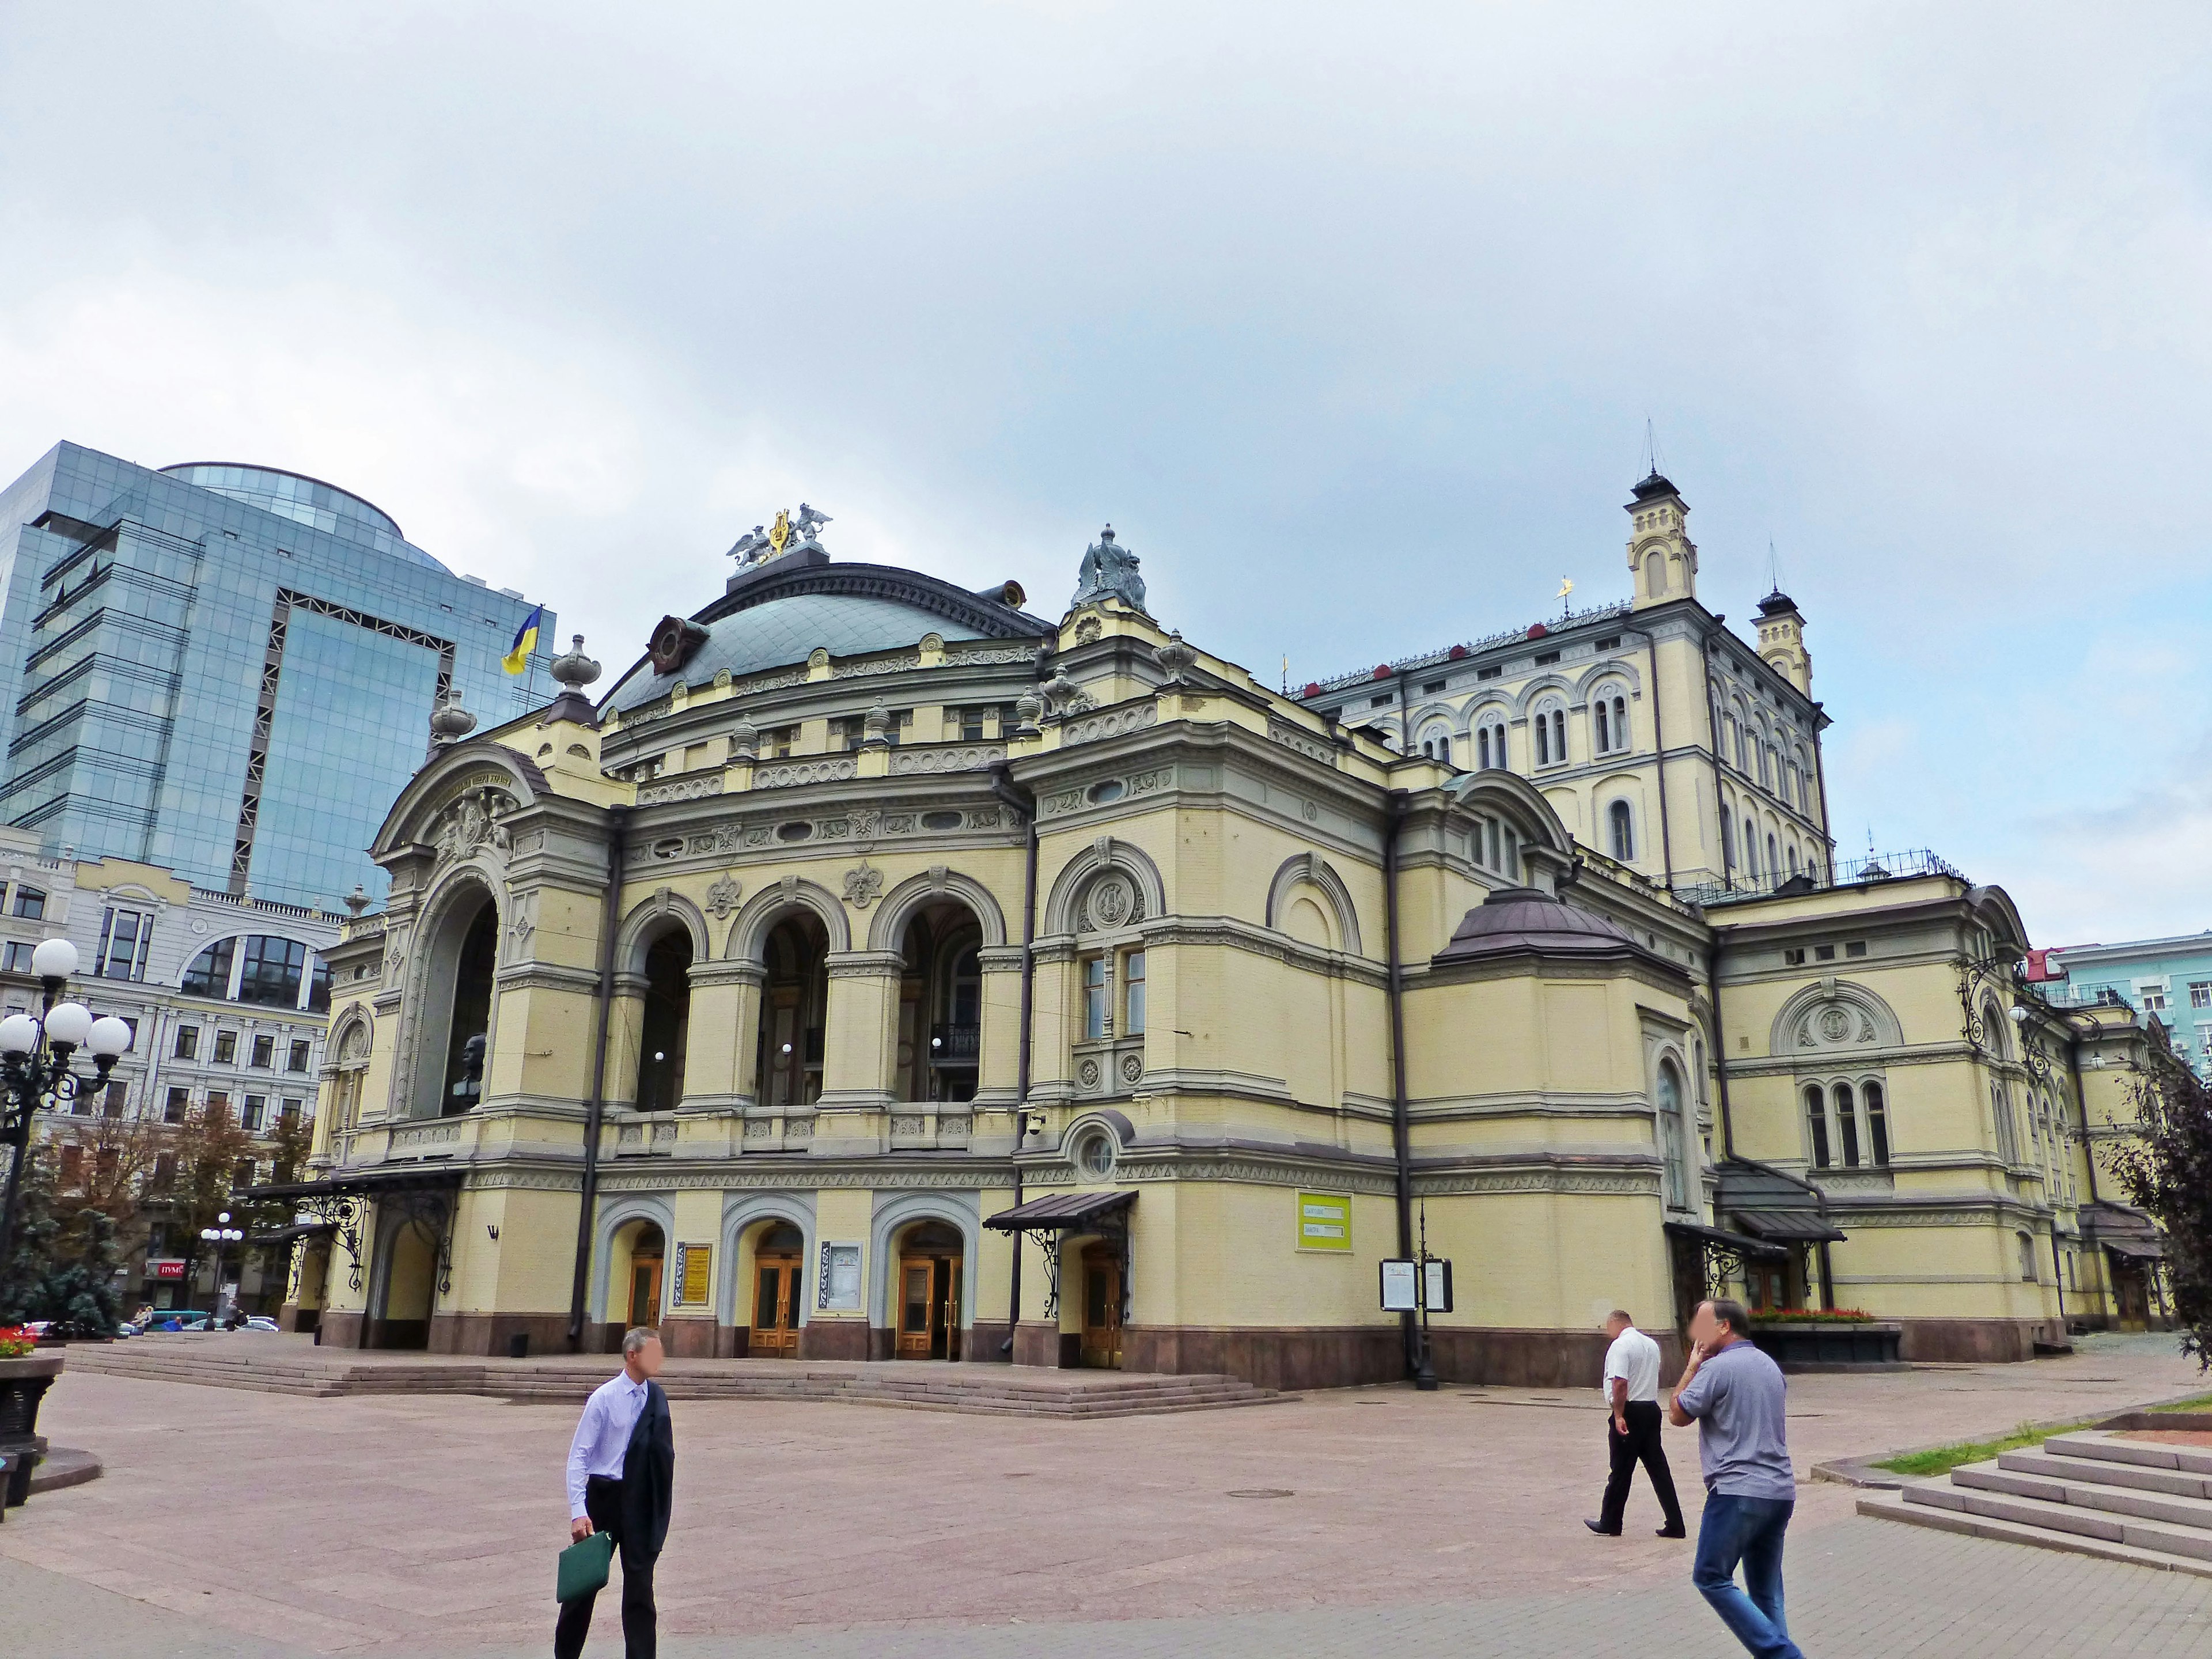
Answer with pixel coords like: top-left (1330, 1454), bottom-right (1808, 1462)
top-left (928, 1022), bottom-right (980, 1066)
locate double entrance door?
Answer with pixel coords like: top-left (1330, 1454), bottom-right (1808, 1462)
top-left (753, 1252), bottom-right (804, 1356)
top-left (896, 1253), bottom-right (962, 1360)
top-left (628, 1249), bottom-right (663, 1330)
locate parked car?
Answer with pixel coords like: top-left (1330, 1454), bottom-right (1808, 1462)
top-left (146, 1310), bottom-right (213, 1331)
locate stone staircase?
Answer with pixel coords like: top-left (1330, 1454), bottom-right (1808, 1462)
top-left (1859, 1429), bottom-right (2212, 1577)
top-left (56, 1340), bottom-right (1285, 1419)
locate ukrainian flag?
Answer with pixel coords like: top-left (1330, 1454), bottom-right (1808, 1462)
top-left (502, 604), bottom-right (543, 675)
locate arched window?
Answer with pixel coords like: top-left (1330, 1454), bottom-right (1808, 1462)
top-left (1594, 698), bottom-right (1609, 753)
top-left (1478, 725), bottom-right (1494, 769)
top-left (1991, 1080), bottom-right (2017, 1164)
top-left (1864, 1080), bottom-right (1889, 1166)
top-left (635, 930), bottom-right (692, 1112)
top-left (183, 939), bottom-right (237, 999)
top-left (1766, 833), bottom-right (1779, 878)
top-left (1834, 1081), bottom-right (1859, 1167)
top-left (1480, 720), bottom-right (1508, 770)
top-left (1758, 740), bottom-right (1774, 787)
top-left (440, 902), bottom-right (499, 1116)
top-left (1805, 1083), bottom-right (1832, 1168)
top-left (1787, 844), bottom-right (1800, 876)
top-left (758, 912), bottom-right (831, 1109)
top-left (899, 902), bottom-right (985, 1104)
top-left (1420, 727), bottom-right (1453, 763)
top-left (1608, 800), bottom-right (1634, 862)
top-left (1720, 806), bottom-right (1735, 872)
top-left (1594, 691), bottom-right (1629, 756)
top-left (1657, 1060), bottom-right (1689, 1209)
top-left (1534, 703), bottom-right (1567, 767)
top-left (1743, 827), bottom-right (1759, 880)
top-left (1722, 715), bottom-right (1740, 766)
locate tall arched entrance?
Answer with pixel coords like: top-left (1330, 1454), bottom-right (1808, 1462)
top-left (613, 1220), bottom-right (666, 1333)
top-left (757, 912), bottom-right (830, 1109)
top-left (895, 903), bottom-right (983, 1104)
top-left (893, 1221), bottom-right (964, 1360)
top-left (365, 1209), bottom-right (440, 1350)
top-left (408, 884), bottom-right (499, 1119)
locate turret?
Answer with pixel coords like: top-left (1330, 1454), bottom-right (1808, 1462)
top-left (1755, 590), bottom-right (1812, 695)
top-left (1626, 471), bottom-right (1698, 609)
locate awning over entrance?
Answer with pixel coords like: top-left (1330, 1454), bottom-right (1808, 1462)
top-left (2105, 1238), bottom-right (2165, 1263)
top-left (1733, 1210), bottom-right (1847, 1245)
top-left (251, 1220), bottom-right (336, 1247)
top-left (984, 1190), bottom-right (1135, 1231)
top-left (1664, 1219), bottom-right (1789, 1262)
top-left (236, 1165), bottom-right (465, 1204)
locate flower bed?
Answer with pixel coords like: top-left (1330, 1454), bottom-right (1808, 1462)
top-left (1748, 1308), bottom-right (1874, 1325)
top-left (0, 1327), bottom-right (35, 1359)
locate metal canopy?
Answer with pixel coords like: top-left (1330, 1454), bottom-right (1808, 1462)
top-left (984, 1190), bottom-right (1135, 1232)
top-left (237, 1166), bottom-right (464, 1203)
top-left (2104, 1238), bottom-right (2165, 1262)
top-left (1733, 1210), bottom-right (1847, 1245)
top-left (1663, 1219), bottom-right (1789, 1261)
top-left (249, 1220), bottom-right (336, 1247)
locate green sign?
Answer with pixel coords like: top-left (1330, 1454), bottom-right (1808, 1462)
top-left (1297, 1191), bottom-right (1351, 1252)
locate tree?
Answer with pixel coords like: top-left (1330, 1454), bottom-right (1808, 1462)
top-left (0, 1152), bottom-right (125, 1333)
top-left (234, 1104), bottom-right (317, 1295)
top-left (158, 1100), bottom-right (256, 1310)
top-left (2105, 1057), bottom-right (2212, 1366)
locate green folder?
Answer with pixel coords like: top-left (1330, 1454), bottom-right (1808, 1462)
top-left (556, 1531), bottom-right (613, 1603)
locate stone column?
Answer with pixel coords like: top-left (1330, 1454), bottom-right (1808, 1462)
top-left (816, 949), bottom-right (904, 1153)
top-left (684, 959), bottom-right (763, 1114)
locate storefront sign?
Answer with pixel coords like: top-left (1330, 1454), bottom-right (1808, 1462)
top-left (150, 1259), bottom-right (185, 1282)
top-left (672, 1243), bottom-right (711, 1307)
top-left (1296, 1191), bottom-right (1351, 1252)
top-left (817, 1242), bottom-right (862, 1311)
top-left (1379, 1258), bottom-right (1418, 1311)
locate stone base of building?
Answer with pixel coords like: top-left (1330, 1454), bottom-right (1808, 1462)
top-left (797, 1320), bottom-right (870, 1361)
top-left (1895, 1316), bottom-right (2068, 1363)
top-left (317, 1310), bottom-right (363, 1349)
top-left (275, 1302), bottom-right (322, 1336)
top-left (1011, 1325), bottom-right (1081, 1368)
top-left (964, 1320), bottom-right (1013, 1361)
top-left (1122, 1325), bottom-right (1406, 1391)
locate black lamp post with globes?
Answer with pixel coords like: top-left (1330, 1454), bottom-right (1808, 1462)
top-left (0, 937), bottom-right (135, 1272)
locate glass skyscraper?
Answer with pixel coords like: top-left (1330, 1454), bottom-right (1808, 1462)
top-left (0, 443), bottom-right (554, 910)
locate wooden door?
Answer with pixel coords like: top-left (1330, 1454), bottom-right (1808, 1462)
top-left (938, 1256), bottom-right (962, 1361)
top-left (753, 1252), bottom-right (802, 1356)
top-left (2116, 1264), bottom-right (2149, 1332)
top-left (1080, 1244), bottom-right (1123, 1369)
top-left (897, 1257), bottom-right (936, 1358)
top-left (629, 1254), bottom-right (664, 1330)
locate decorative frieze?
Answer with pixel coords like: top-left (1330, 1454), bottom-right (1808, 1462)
top-left (1062, 703), bottom-right (1158, 745)
top-left (756, 757), bottom-right (858, 789)
top-left (638, 774), bottom-right (725, 805)
top-left (891, 744), bottom-right (1005, 775)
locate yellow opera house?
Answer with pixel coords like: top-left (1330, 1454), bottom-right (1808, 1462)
top-left (263, 477), bottom-right (2168, 1385)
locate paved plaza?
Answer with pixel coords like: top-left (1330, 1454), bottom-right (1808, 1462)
top-left (4, 1334), bottom-right (2210, 1656)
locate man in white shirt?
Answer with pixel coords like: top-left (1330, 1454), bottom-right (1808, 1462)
top-left (1585, 1308), bottom-right (1685, 1538)
top-left (556, 1327), bottom-right (673, 1659)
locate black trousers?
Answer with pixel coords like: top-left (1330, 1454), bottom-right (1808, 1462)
top-left (1599, 1400), bottom-right (1685, 1532)
top-left (555, 1475), bottom-right (657, 1659)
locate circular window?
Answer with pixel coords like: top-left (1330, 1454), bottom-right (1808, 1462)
top-left (1087, 779), bottom-right (1126, 805)
top-left (921, 810), bottom-right (963, 831)
top-left (1075, 1130), bottom-right (1115, 1179)
top-left (776, 821), bottom-right (814, 842)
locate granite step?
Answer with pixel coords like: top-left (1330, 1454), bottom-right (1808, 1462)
top-left (1857, 1490), bottom-right (2212, 1579)
top-left (1902, 1469), bottom-right (2212, 1562)
top-left (1997, 1446), bottom-right (2212, 1501)
top-left (2046, 1430), bottom-right (2212, 1477)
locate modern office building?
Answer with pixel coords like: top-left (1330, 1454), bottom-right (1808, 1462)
top-left (3, 823), bottom-right (343, 1313)
top-left (0, 443), bottom-right (554, 910)
top-left (2043, 932), bottom-right (2212, 1080)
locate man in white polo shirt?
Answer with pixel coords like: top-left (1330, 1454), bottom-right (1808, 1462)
top-left (1585, 1308), bottom-right (1685, 1538)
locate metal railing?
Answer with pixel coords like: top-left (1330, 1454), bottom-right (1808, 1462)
top-left (1676, 847), bottom-right (1965, 910)
top-left (1305, 601), bottom-right (1635, 694)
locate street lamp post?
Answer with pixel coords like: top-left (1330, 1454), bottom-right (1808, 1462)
top-left (200, 1211), bottom-right (245, 1323)
top-left (0, 938), bottom-right (134, 1272)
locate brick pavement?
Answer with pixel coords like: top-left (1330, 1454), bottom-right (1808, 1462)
top-left (3, 1332), bottom-right (2206, 1656)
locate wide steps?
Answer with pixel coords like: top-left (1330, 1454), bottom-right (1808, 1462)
top-left (55, 1344), bottom-right (1281, 1418)
top-left (1865, 1427), bottom-right (2212, 1575)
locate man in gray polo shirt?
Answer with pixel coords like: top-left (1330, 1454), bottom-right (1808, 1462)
top-left (1667, 1297), bottom-right (1805, 1659)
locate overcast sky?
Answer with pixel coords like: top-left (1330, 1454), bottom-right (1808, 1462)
top-left (2, 5), bottom-right (2207, 946)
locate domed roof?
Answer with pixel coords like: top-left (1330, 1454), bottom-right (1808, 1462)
top-left (603, 558), bottom-right (1051, 713)
top-left (1629, 469), bottom-right (1682, 503)
top-left (1757, 589), bottom-right (1800, 618)
top-left (1433, 887), bottom-right (1677, 971)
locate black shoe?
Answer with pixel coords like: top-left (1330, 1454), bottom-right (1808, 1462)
top-left (1656, 1525), bottom-right (1687, 1539)
top-left (1585, 1519), bottom-right (1621, 1536)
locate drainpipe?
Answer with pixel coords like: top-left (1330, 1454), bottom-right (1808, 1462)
top-left (1700, 634), bottom-right (1734, 890)
top-left (567, 805), bottom-right (628, 1353)
top-left (1383, 789), bottom-right (1427, 1385)
top-left (1706, 923), bottom-right (1738, 1161)
top-left (1620, 625), bottom-right (1674, 890)
top-left (989, 763), bottom-right (1039, 1360)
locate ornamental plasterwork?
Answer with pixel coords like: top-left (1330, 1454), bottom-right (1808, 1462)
top-left (506, 892), bottom-right (537, 959)
top-left (942, 645), bottom-right (1039, 666)
top-left (704, 874), bottom-right (743, 919)
top-left (1062, 703), bottom-right (1158, 745)
top-left (891, 745), bottom-right (1005, 775)
top-left (842, 863), bottom-right (885, 909)
top-left (756, 758), bottom-right (858, 789)
top-left (1079, 869), bottom-right (1142, 931)
top-left (1795, 999), bottom-right (1880, 1051)
top-left (638, 775), bottom-right (724, 805)
top-left (430, 787), bottom-right (517, 866)
top-left (1267, 721), bottom-right (1338, 766)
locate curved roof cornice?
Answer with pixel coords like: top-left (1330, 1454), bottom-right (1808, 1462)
top-left (698, 560), bottom-right (1053, 639)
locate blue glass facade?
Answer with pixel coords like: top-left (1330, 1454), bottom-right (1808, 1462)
top-left (2050, 933), bottom-right (2212, 1081)
top-left (0, 443), bottom-right (554, 909)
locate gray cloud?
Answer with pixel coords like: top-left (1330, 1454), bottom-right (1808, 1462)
top-left (2, 2), bottom-right (2207, 939)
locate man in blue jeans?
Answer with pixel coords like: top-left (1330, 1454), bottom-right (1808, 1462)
top-left (1668, 1297), bottom-right (1806, 1658)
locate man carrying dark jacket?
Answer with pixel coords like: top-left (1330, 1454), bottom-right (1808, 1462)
top-left (556, 1327), bottom-right (675, 1659)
